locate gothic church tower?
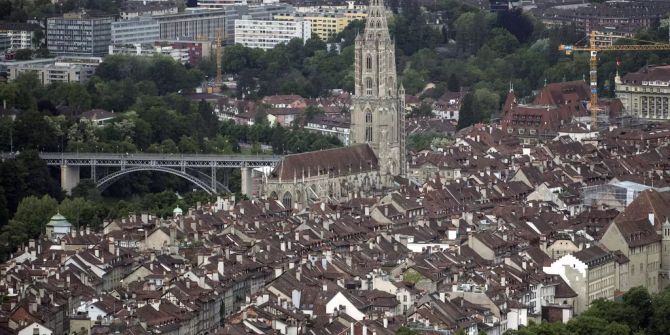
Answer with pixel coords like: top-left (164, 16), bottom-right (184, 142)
top-left (351, 0), bottom-right (405, 180)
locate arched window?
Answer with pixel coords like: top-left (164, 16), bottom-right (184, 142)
top-left (270, 191), bottom-right (278, 200)
top-left (282, 192), bottom-right (292, 209)
top-left (366, 77), bottom-right (373, 96)
top-left (365, 110), bottom-right (373, 142)
top-left (366, 55), bottom-right (372, 70)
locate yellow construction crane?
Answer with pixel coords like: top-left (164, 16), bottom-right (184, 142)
top-left (559, 30), bottom-right (670, 128)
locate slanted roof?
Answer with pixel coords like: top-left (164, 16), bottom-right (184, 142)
top-left (46, 213), bottom-right (72, 228)
top-left (612, 218), bottom-right (661, 248)
top-left (270, 144), bottom-right (378, 180)
top-left (572, 245), bottom-right (613, 267)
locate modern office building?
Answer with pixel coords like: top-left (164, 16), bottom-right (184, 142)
top-left (47, 13), bottom-right (112, 56)
top-left (615, 65), bottom-right (670, 120)
top-left (151, 4), bottom-right (292, 44)
top-left (112, 16), bottom-right (161, 45)
top-left (152, 8), bottom-right (228, 41)
top-left (234, 18), bottom-right (310, 49)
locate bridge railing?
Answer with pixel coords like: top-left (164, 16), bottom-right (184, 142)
top-left (38, 152), bottom-right (280, 161)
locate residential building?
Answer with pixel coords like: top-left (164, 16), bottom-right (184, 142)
top-left (544, 246), bottom-right (617, 314)
top-left (47, 12), bottom-right (112, 56)
top-left (111, 16), bottom-right (161, 45)
top-left (0, 22), bottom-right (39, 50)
top-left (198, 0), bottom-right (249, 8)
top-left (110, 39), bottom-right (211, 65)
top-left (234, 18), bottom-right (311, 50)
top-left (534, 1), bottom-right (670, 33)
top-left (7, 57), bottom-right (101, 85)
top-left (274, 9), bottom-right (367, 40)
top-left (304, 115), bottom-right (351, 145)
top-left (615, 65), bottom-right (670, 120)
top-left (120, 1), bottom-right (179, 19)
top-left (600, 218), bottom-right (661, 293)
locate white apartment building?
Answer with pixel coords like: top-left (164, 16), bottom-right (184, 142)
top-left (112, 16), bottom-right (161, 45)
top-left (0, 23), bottom-right (38, 50)
top-left (7, 57), bottom-right (102, 85)
top-left (234, 18), bottom-right (310, 50)
top-left (108, 44), bottom-right (190, 64)
top-left (198, 0), bottom-right (249, 9)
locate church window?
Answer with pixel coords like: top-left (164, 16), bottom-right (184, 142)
top-left (282, 192), bottom-right (292, 209)
top-left (366, 77), bottom-right (373, 96)
top-left (365, 110), bottom-right (373, 142)
top-left (366, 55), bottom-right (372, 70)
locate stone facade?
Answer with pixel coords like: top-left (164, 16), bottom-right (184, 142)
top-left (615, 65), bottom-right (670, 120)
top-left (262, 144), bottom-right (384, 209)
top-left (600, 218), bottom-right (661, 294)
top-left (350, 0), bottom-right (405, 179)
top-left (261, 0), bottom-right (403, 207)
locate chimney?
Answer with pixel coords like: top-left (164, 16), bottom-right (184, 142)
top-left (186, 280), bottom-right (191, 289)
top-left (108, 237), bottom-right (115, 256)
top-left (363, 325), bottom-right (368, 335)
top-left (649, 212), bottom-right (655, 226)
top-left (383, 318), bottom-right (388, 328)
top-left (218, 259), bottom-right (225, 276)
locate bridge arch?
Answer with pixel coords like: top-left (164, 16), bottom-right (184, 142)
top-left (96, 166), bottom-right (215, 194)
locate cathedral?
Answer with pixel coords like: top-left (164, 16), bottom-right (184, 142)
top-left (261, 0), bottom-right (405, 209)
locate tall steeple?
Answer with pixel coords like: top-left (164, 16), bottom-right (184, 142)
top-left (350, 0), bottom-right (405, 180)
top-left (364, 0), bottom-right (391, 41)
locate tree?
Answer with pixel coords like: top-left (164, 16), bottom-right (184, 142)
top-left (59, 197), bottom-right (103, 229)
top-left (303, 106), bottom-right (324, 122)
top-left (70, 179), bottom-right (101, 201)
top-left (14, 111), bottom-right (57, 150)
top-left (457, 92), bottom-right (477, 129)
top-left (650, 286), bottom-right (670, 335)
top-left (12, 195), bottom-right (58, 238)
top-left (447, 73), bottom-right (460, 92)
top-left (396, 327), bottom-right (420, 335)
top-left (14, 48), bottom-right (32, 60)
top-left (16, 150), bottom-right (63, 201)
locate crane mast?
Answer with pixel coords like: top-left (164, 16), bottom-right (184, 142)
top-left (559, 31), bottom-right (670, 129)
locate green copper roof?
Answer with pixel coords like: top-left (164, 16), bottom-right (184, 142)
top-left (47, 213), bottom-right (72, 227)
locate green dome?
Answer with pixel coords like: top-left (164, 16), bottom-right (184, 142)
top-left (47, 213), bottom-right (72, 227)
top-left (173, 207), bottom-right (183, 216)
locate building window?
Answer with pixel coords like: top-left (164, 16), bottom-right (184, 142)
top-left (365, 110), bottom-right (373, 142)
top-left (366, 77), bottom-right (373, 96)
top-left (366, 55), bottom-right (372, 70)
top-left (282, 192), bottom-right (292, 209)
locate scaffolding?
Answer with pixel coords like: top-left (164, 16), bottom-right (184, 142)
top-left (582, 181), bottom-right (662, 211)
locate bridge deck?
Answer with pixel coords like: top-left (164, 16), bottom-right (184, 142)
top-left (36, 152), bottom-right (281, 168)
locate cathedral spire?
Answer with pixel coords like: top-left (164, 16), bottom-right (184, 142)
top-left (364, 0), bottom-right (390, 40)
